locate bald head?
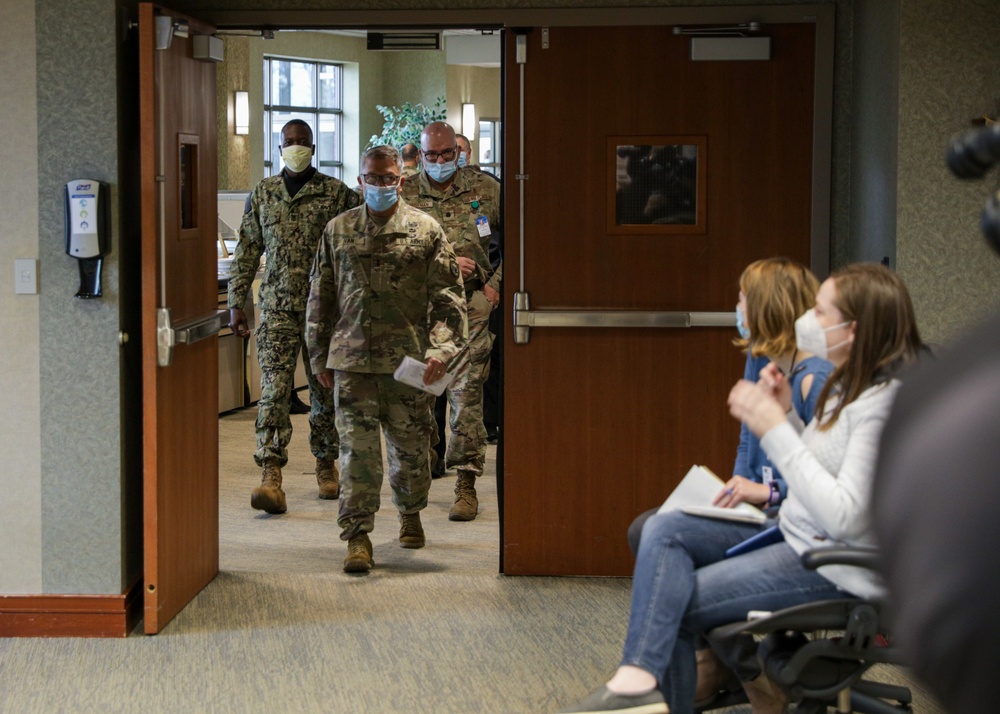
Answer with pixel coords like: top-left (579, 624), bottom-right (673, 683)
top-left (420, 121), bottom-right (456, 149)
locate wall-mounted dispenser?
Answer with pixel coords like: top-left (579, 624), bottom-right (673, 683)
top-left (64, 179), bottom-right (110, 298)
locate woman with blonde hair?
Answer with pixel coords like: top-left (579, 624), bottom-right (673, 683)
top-left (559, 263), bottom-right (921, 714)
top-left (628, 257), bottom-right (831, 557)
top-left (718, 257), bottom-right (832, 509)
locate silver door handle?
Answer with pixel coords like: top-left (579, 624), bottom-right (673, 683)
top-left (157, 308), bottom-right (228, 366)
top-left (512, 291), bottom-right (734, 344)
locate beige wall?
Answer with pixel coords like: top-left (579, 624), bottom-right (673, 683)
top-left (382, 50), bottom-right (448, 122)
top-left (894, 0), bottom-right (1000, 343)
top-left (0, 0), bottom-right (42, 593)
top-left (446, 66), bottom-right (502, 164)
top-left (218, 37), bottom-right (251, 191)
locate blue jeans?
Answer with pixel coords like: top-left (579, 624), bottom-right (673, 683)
top-left (621, 511), bottom-right (850, 714)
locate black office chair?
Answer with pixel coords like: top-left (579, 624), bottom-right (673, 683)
top-left (700, 548), bottom-right (912, 713)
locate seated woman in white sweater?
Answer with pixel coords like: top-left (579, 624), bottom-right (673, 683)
top-left (557, 264), bottom-right (922, 714)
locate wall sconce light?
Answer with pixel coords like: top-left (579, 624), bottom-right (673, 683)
top-left (462, 103), bottom-right (476, 142)
top-left (234, 91), bottom-right (249, 135)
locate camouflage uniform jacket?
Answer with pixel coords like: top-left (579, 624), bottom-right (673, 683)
top-left (401, 167), bottom-right (502, 292)
top-left (306, 201), bottom-right (468, 375)
top-left (228, 171), bottom-right (361, 311)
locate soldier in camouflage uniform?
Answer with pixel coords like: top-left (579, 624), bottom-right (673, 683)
top-left (229, 119), bottom-right (361, 515)
top-left (400, 143), bottom-right (421, 179)
top-left (402, 122), bottom-right (502, 521)
top-left (306, 145), bottom-right (467, 573)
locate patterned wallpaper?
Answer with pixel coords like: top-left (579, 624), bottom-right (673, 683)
top-left (895, 0), bottom-right (1000, 343)
top-left (0, 0), bottom-right (42, 594)
top-left (34, 0), bottom-right (124, 594)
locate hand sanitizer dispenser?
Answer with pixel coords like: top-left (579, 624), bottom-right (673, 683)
top-left (64, 179), bottom-right (110, 298)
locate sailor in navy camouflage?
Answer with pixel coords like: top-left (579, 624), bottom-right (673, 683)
top-left (229, 119), bottom-right (361, 514)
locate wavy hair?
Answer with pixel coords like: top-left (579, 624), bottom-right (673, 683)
top-left (735, 257), bottom-right (820, 359)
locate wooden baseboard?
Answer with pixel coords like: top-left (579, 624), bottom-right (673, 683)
top-left (0, 579), bottom-right (143, 638)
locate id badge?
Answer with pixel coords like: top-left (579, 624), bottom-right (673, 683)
top-left (762, 466), bottom-right (774, 484)
top-left (476, 215), bottom-right (491, 237)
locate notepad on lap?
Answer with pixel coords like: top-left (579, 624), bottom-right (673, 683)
top-left (657, 464), bottom-right (767, 525)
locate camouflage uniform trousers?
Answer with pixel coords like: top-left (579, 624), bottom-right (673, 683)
top-left (435, 289), bottom-right (494, 478)
top-left (254, 309), bottom-right (338, 467)
top-left (334, 370), bottom-right (436, 540)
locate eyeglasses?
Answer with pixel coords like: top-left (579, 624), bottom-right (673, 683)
top-left (423, 147), bottom-right (457, 162)
top-left (361, 173), bottom-right (401, 186)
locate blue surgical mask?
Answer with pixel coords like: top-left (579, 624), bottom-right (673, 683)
top-left (458, 152), bottom-right (469, 168)
top-left (364, 184), bottom-right (399, 213)
top-left (735, 304), bottom-right (751, 340)
top-left (424, 158), bottom-right (457, 183)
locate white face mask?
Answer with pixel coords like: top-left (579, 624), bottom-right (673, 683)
top-left (281, 145), bottom-right (313, 173)
top-left (795, 309), bottom-right (851, 360)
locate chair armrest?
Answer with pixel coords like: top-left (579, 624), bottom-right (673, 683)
top-left (708, 599), bottom-right (869, 639)
top-left (801, 546), bottom-right (880, 571)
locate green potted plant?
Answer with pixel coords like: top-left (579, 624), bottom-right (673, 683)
top-left (368, 96), bottom-right (447, 149)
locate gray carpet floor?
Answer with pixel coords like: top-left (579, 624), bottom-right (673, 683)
top-left (0, 407), bottom-right (943, 713)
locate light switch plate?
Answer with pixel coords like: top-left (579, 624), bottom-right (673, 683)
top-left (14, 258), bottom-right (39, 294)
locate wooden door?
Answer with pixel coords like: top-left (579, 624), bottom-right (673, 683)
top-left (139, 3), bottom-right (220, 633)
top-left (502, 24), bottom-right (817, 575)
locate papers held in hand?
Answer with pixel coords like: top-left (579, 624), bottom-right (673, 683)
top-left (393, 356), bottom-right (454, 396)
top-left (657, 465), bottom-right (767, 525)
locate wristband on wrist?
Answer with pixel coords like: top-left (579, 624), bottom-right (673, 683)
top-left (768, 481), bottom-right (781, 506)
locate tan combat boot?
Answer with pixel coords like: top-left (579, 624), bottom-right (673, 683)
top-left (742, 673), bottom-right (788, 714)
top-left (316, 457), bottom-right (339, 499)
top-left (251, 464), bottom-right (287, 514)
top-left (449, 472), bottom-right (479, 521)
top-left (343, 533), bottom-right (374, 573)
top-left (399, 512), bottom-right (426, 548)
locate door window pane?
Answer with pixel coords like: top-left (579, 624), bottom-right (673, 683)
top-left (608, 136), bottom-right (707, 235)
top-left (317, 114), bottom-right (341, 165)
top-left (615, 144), bottom-right (698, 225)
top-left (318, 64), bottom-right (340, 109)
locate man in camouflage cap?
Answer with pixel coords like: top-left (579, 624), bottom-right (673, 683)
top-left (402, 121), bottom-right (501, 521)
top-left (229, 119), bottom-right (361, 515)
top-left (306, 144), bottom-right (467, 573)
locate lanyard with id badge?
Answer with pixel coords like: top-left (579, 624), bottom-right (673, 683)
top-left (472, 196), bottom-right (492, 239)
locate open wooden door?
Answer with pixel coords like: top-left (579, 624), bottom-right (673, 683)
top-left (503, 21), bottom-right (822, 575)
top-left (139, 3), bottom-right (221, 633)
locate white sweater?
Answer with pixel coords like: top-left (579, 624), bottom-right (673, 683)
top-left (761, 380), bottom-right (901, 599)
